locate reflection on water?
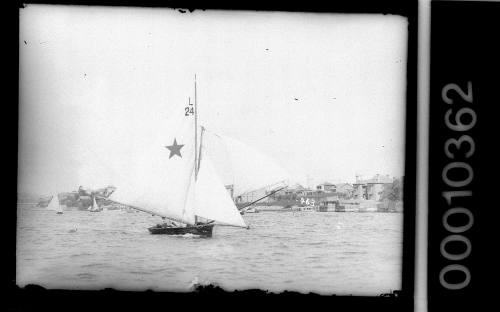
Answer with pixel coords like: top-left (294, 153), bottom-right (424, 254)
top-left (16, 205), bottom-right (402, 295)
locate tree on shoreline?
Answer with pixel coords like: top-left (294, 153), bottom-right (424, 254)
top-left (381, 177), bottom-right (403, 201)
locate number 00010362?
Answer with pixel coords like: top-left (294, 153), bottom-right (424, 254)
top-left (439, 81), bottom-right (475, 290)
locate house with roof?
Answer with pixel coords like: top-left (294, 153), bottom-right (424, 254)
top-left (284, 183), bottom-right (306, 195)
top-left (352, 174), bottom-right (393, 201)
top-left (316, 182), bottom-right (336, 193)
top-left (334, 183), bottom-right (354, 199)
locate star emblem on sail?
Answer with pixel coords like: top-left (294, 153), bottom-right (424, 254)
top-left (165, 139), bottom-right (184, 158)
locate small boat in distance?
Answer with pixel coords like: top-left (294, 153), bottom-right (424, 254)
top-left (300, 205), bottom-right (315, 212)
top-left (47, 195), bottom-right (63, 214)
top-left (101, 76), bottom-right (289, 237)
top-left (88, 197), bottom-right (100, 212)
top-left (242, 207), bottom-right (259, 213)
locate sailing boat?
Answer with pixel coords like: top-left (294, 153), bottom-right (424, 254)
top-left (101, 76), bottom-right (289, 237)
top-left (47, 195), bottom-right (63, 214)
top-left (88, 196), bottom-right (100, 212)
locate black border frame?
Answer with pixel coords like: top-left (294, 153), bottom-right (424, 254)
top-left (9, 1), bottom-right (418, 311)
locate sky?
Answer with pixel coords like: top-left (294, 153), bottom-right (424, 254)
top-left (19, 5), bottom-right (408, 195)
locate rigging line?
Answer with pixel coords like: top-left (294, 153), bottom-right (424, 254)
top-left (181, 163), bottom-right (196, 222)
top-left (197, 126), bottom-right (204, 174)
top-left (238, 180), bottom-right (289, 197)
top-left (238, 186), bottom-right (288, 210)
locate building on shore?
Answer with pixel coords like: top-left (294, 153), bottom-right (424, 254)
top-left (316, 195), bottom-right (338, 212)
top-left (376, 200), bottom-right (404, 212)
top-left (352, 174), bottom-right (393, 201)
top-left (334, 183), bottom-right (354, 199)
top-left (316, 182), bottom-right (336, 193)
top-left (233, 175), bottom-right (402, 213)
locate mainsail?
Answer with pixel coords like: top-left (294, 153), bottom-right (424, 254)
top-left (110, 105), bottom-right (197, 225)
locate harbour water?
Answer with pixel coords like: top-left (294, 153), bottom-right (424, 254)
top-left (16, 204), bottom-right (403, 295)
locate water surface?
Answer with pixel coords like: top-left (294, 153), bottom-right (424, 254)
top-left (17, 205), bottom-right (402, 295)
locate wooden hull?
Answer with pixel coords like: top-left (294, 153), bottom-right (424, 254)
top-left (148, 223), bottom-right (215, 237)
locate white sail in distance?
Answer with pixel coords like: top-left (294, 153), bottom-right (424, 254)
top-left (204, 131), bottom-right (290, 198)
top-left (110, 105), bottom-right (197, 225)
top-left (47, 195), bottom-right (62, 213)
top-left (91, 196), bottom-right (99, 211)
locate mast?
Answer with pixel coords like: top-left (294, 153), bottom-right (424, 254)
top-left (194, 74), bottom-right (198, 179)
top-left (194, 74), bottom-right (198, 225)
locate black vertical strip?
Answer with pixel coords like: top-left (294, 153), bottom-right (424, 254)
top-left (429, 1), bottom-right (500, 311)
top-left (8, 3), bottom-right (20, 310)
top-left (402, 2), bottom-right (417, 311)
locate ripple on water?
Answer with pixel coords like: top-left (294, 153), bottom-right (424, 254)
top-left (341, 250), bottom-right (368, 255)
top-left (304, 241), bottom-right (328, 246)
top-left (17, 207), bottom-right (403, 294)
top-left (76, 272), bottom-right (96, 279)
top-left (129, 271), bottom-right (154, 275)
top-left (70, 252), bottom-right (93, 258)
top-left (80, 263), bottom-right (107, 269)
